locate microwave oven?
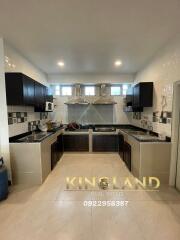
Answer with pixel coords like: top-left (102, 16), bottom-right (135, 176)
top-left (45, 102), bottom-right (54, 112)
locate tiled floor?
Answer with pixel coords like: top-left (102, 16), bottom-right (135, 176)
top-left (0, 153), bottom-right (180, 240)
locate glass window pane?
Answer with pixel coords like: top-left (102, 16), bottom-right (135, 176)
top-left (111, 86), bottom-right (121, 96)
top-left (61, 86), bottom-right (72, 96)
top-left (55, 85), bottom-right (60, 95)
top-left (85, 86), bottom-right (95, 96)
top-left (122, 84), bottom-right (129, 95)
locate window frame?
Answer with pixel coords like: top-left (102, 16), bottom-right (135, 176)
top-left (110, 85), bottom-right (122, 96)
top-left (54, 85), bottom-right (60, 96)
top-left (61, 85), bottom-right (72, 96)
top-left (84, 85), bottom-right (96, 96)
top-left (122, 84), bottom-right (129, 96)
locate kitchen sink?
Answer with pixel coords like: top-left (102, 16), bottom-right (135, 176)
top-left (132, 134), bottom-right (159, 141)
top-left (18, 132), bottom-right (52, 142)
top-left (123, 130), bottom-right (147, 135)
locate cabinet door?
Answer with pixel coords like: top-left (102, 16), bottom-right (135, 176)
top-left (118, 134), bottom-right (124, 159)
top-left (124, 142), bottom-right (131, 171)
top-left (93, 135), bottom-right (118, 152)
top-left (34, 82), bottom-right (45, 111)
top-left (133, 84), bottom-right (140, 107)
top-left (63, 135), bottom-right (89, 151)
top-left (5, 73), bottom-right (24, 105)
top-left (45, 87), bottom-right (53, 102)
top-left (23, 76), bottom-right (35, 106)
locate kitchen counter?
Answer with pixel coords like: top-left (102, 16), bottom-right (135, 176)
top-left (63, 129), bottom-right (89, 135)
top-left (119, 128), bottom-right (171, 183)
top-left (9, 126), bottom-right (64, 143)
top-left (9, 128), bottom-right (64, 185)
top-left (119, 128), bottom-right (169, 142)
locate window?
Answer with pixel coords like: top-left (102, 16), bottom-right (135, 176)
top-left (111, 86), bottom-right (121, 96)
top-left (85, 86), bottom-right (95, 96)
top-left (55, 85), bottom-right (60, 96)
top-left (61, 86), bottom-right (72, 96)
top-left (122, 84), bottom-right (129, 96)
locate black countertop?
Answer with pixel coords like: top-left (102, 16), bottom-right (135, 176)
top-left (9, 126), bottom-right (64, 143)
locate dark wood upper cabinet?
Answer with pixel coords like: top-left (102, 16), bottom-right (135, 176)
top-left (124, 82), bottom-right (153, 112)
top-left (5, 72), bottom-right (35, 106)
top-left (5, 72), bottom-right (53, 111)
top-left (45, 87), bottom-right (53, 102)
top-left (34, 82), bottom-right (46, 112)
top-left (133, 82), bottom-right (153, 108)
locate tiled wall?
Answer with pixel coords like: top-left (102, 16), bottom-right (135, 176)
top-left (8, 106), bottom-right (49, 137)
top-left (131, 34), bottom-right (180, 137)
top-left (51, 86), bottom-right (131, 125)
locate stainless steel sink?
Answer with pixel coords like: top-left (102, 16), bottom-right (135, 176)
top-left (18, 132), bottom-right (51, 142)
top-left (123, 130), bottom-right (147, 135)
top-left (132, 134), bottom-right (159, 141)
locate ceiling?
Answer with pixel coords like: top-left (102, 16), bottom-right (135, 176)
top-left (0, 0), bottom-right (180, 74)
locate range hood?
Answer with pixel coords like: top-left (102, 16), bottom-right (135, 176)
top-left (64, 84), bottom-right (90, 105)
top-left (93, 84), bottom-right (117, 105)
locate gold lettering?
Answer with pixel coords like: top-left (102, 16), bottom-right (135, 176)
top-left (66, 177), bottom-right (77, 189)
top-left (135, 177), bottom-right (147, 189)
top-left (123, 178), bottom-right (133, 189)
top-left (84, 177), bottom-right (96, 189)
top-left (149, 177), bottom-right (160, 189)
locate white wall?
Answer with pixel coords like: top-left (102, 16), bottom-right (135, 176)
top-left (48, 73), bottom-right (134, 85)
top-left (132, 34), bottom-right (180, 137)
top-left (4, 42), bottom-right (49, 137)
top-left (4, 42), bottom-right (48, 86)
top-left (0, 39), bottom-right (11, 179)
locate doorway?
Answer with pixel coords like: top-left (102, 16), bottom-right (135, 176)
top-left (176, 111), bottom-right (180, 190)
top-left (170, 81), bottom-right (180, 189)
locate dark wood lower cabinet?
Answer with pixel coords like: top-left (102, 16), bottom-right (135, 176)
top-left (51, 134), bottom-right (64, 170)
top-left (63, 135), bottom-right (89, 152)
top-left (118, 133), bottom-right (124, 159)
top-left (123, 142), bottom-right (131, 171)
top-left (93, 135), bottom-right (118, 152)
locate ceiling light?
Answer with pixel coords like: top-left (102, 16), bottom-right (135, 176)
top-left (57, 61), bottom-right (65, 67)
top-left (114, 60), bottom-right (122, 67)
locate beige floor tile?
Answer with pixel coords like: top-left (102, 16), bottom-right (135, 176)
top-left (1, 153), bottom-right (180, 240)
top-left (91, 202), bottom-right (144, 240)
top-left (130, 200), bottom-right (180, 240)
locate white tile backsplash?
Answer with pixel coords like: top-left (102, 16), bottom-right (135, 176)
top-left (8, 106), bottom-right (50, 137)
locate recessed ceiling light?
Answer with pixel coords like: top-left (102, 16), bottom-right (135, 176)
top-left (114, 60), bottom-right (122, 67)
top-left (57, 61), bottom-right (65, 67)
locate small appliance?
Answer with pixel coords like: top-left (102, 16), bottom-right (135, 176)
top-left (45, 101), bottom-right (54, 112)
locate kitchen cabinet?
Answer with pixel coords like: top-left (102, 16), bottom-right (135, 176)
top-left (51, 134), bottom-right (64, 170)
top-left (5, 72), bottom-right (35, 106)
top-left (51, 141), bottom-right (60, 170)
top-left (93, 135), bottom-right (118, 152)
top-left (124, 82), bottom-right (153, 112)
top-left (34, 82), bottom-right (46, 112)
top-left (45, 87), bottom-right (53, 102)
top-left (9, 129), bottom-right (63, 185)
top-left (63, 135), bottom-right (89, 151)
top-left (5, 72), bottom-right (53, 111)
top-left (133, 82), bottom-right (153, 108)
top-left (123, 141), bottom-right (131, 171)
top-left (118, 133), bottom-right (124, 159)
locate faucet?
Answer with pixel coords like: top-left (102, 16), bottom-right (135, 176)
top-left (147, 121), bottom-right (153, 135)
top-left (30, 125), bottom-right (37, 136)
